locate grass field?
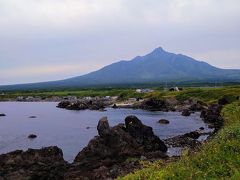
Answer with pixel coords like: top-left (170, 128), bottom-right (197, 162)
top-left (0, 88), bottom-right (145, 100)
top-left (1, 86), bottom-right (240, 103)
top-left (120, 103), bottom-right (240, 179)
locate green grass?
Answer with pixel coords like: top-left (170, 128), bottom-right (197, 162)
top-left (3, 86), bottom-right (240, 103)
top-left (145, 86), bottom-right (240, 104)
top-left (0, 88), bottom-right (146, 101)
top-left (120, 102), bottom-right (240, 179)
top-left (2, 86), bottom-right (240, 103)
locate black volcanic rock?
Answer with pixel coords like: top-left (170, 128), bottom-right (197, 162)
top-left (28, 134), bottom-right (37, 139)
top-left (182, 109), bottom-right (191, 116)
top-left (0, 113), bottom-right (6, 117)
top-left (139, 98), bottom-right (168, 111)
top-left (97, 117), bottom-right (110, 137)
top-left (0, 146), bottom-right (68, 180)
top-left (158, 119), bottom-right (170, 124)
top-left (201, 101), bottom-right (224, 132)
top-left (72, 116), bottom-right (167, 178)
top-left (125, 116), bottom-right (167, 152)
top-left (57, 99), bottom-right (106, 111)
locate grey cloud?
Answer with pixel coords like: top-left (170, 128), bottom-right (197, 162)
top-left (0, 0), bottom-right (240, 84)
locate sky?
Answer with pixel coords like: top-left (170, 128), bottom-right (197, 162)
top-left (0, 0), bottom-right (240, 85)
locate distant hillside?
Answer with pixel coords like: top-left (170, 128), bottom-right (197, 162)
top-left (1, 47), bottom-right (240, 90)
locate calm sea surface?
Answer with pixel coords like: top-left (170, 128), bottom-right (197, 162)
top-left (0, 102), bottom-right (210, 162)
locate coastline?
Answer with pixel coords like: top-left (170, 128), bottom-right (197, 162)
top-left (0, 95), bottom-right (224, 179)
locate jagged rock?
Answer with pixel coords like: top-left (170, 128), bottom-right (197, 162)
top-left (139, 98), bottom-right (168, 111)
top-left (0, 113), bottom-right (6, 117)
top-left (158, 119), bottom-right (170, 124)
top-left (57, 101), bottom-right (71, 108)
top-left (97, 117), bottom-right (110, 137)
top-left (201, 102), bottom-right (224, 132)
top-left (125, 116), bottom-right (167, 152)
top-left (182, 109), bottom-right (191, 116)
top-left (57, 99), bottom-right (106, 111)
top-left (164, 131), bottom-right (201, 148)
top-left (72, 116), bottom-right (167, 179)
top-left (28, 134), bottom-right (37, 139)
top-left (0, 146), bottom-right (68, 180)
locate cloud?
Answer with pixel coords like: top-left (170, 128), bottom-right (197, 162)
top-left (0, 0), bottom-right (240, 84)
top-left (0, 63), bottom-right (102, 85)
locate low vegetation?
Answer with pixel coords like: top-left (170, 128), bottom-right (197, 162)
top-left (1, 86), bottom-right (240, 103)
top-left (0, 88), bottom-right (145, 100)
top-left (146, 86), bottom-right (240, 104)
top-left (120, 102), bottom-right (240, 179)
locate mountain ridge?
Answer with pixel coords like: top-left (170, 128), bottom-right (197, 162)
top-left (1, 47), bottom-right (240, 90)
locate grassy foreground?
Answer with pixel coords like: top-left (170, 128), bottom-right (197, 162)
top-left (121, 102), bottom-right (240, 179)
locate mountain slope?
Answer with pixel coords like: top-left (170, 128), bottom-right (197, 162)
top-left (1, 47), bottom-right (240, 90)
top-left (64, 47), bottom-right (240, 84)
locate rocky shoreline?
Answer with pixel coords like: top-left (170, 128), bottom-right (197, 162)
top-left (0, 96), bottom-right (228, 179)
top-left (0, 116), bottom-right (168, 179)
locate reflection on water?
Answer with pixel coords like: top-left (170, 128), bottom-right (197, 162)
top-left (0, 102), bottom-right (210, 162)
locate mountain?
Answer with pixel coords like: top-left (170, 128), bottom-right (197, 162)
top-left (1, 47), bottom-right (240, 90)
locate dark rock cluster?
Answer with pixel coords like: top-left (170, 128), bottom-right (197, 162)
top-left (0, 146), bottom-right (68, 180)
top-left (139, 98), bottom-right (168, 111)
top-left (201, 97), bottom-right (230, 132)
top-left (28, 134), bottom-right (37, 139)
top-left (0, 116), bottom-right (167, 180)
top-left (201, 104), bottom-right (224, 132)
top-left (139, 98), bottom-right (208, 115)
top-left (0, 113), bottom-right (6, 117)
top-left (164, 130), bottom-right (202, 148)
top-left (181, 109), bottom-right (191, 116)
top-left (57, 100), bottom-right (106, 111)
top-left (189, 101), bottom-right (208, 111)
top-left (158, 119), bottom-right (170, 124)
top-left (70, 116), bottom-right (167, 179)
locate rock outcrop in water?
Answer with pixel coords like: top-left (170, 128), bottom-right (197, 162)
top-left (70, 116), bottom-right (167, 179)
top-left (0, 113), bottom-right (6, 117)
top-left (57, 99), bottom-right (111, 111)
top-left (0, 116), bottom-right (167, 179)
top-left (158, 119), bottom-right (170, 124)
top-left (164, 130), bottom-right (202, 148)
top-left (181, 109), bottom-right (191, 116)
top-left (28, 134), bottom-right (37, 139)
top-left (139, 98), bottom-right (168, 111)
top-left (138, 97), bottom-right (208, 114)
